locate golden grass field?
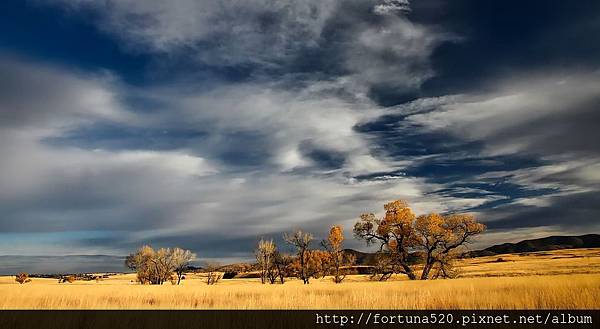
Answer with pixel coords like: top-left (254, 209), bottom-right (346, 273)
top-left (1, 248), bottom-right (599, 309)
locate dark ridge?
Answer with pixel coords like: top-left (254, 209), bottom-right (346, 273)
top-left (465, 234), bottom-right (600, 257)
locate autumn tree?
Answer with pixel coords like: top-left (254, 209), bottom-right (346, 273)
top-left (15, 272), bottom-right (31, 284)
top-left (414, 213), bottom-right (485, 279)
top-left (322, 225), bottom-right (354, 283)
top-left (354, 200), bottom-right (418, 280)
top-left (354, 200), bottom-right (485, 280)
top-left (255, 238), bottom-right (276, 284)
top-left (307, 250), bottom-right (332, 279)
top-left (284, 230), bottom-right (313, 284)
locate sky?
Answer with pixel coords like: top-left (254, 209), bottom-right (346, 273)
top-left (0, 0), bottom-right (599, 267)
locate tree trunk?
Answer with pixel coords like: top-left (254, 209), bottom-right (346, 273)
top-left (420, 262), bottom-right (433, 280)
top-left (400, 261), bottom-right (416, 280)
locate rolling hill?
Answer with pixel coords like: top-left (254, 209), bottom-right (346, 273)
top-left (465, 234), bottom-right (600, 257)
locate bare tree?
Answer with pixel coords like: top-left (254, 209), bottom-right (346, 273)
top-left (171, 247), bottom-right (196, 285)
top-left (125, 246), bottom-right (196, 285)
top-left (267, 251), bottom-right (293, 284)
top-left (255, 238), bottom-right (276, 284)
top-left (284, 230), bottom-right (313, 284)
top-left (204, 262), bottom-right (222, 285)
top-left (151, 248), bottom-right (177, 285)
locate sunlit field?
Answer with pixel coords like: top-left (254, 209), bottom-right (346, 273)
top-left (1, 248), bottom-right (599, 309)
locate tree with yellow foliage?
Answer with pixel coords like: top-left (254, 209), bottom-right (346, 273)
top-left (415, 213), bottom-right (485, 279)
top-left (322, 225), bottom-right (355, 283)
top-left (354, 200), bottom-right (418, 280)
top-left (354, 200), bottom-right (485, 280)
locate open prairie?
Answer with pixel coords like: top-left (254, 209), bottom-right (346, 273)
top-left (1, 248), bottom-right (599, 309)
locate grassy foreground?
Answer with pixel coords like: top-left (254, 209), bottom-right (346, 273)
top-left (1, 248), bottom-right (599, 309)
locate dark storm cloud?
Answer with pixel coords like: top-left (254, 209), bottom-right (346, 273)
top-left (0, 255), bottom-right (127, 275)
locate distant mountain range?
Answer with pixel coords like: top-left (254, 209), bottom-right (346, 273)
top-left (465, 234), bottom-right (600, 257)
top-left (343, 234), bottom-right (600, 265)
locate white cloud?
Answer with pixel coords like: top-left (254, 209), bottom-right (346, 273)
top-left (1, 57), bottom-right (495, 255)
top-left (143, 82), bottom-right (392, 175)
top-left (344, 16), bottom-right (451, 92)
top-left (44, 0), bottom-right (450, 97)
top-left (373, 0), bottom-right (411, 16)
top-left (405, 72), bottom-right (600, 157)
top-left (49, 0), bottom-right (338, 66)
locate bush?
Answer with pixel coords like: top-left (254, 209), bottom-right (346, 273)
top-left (58, 275), bottom-right (76, 283)
top-left (222, 271), bottom-right (237, 279)
top-left (355, 266), bottom-right (374, 275)
top-left (15, 272), bottom-right (31, 284)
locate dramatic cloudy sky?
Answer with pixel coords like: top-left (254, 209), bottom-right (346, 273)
top-left (1, 0), bottom-right (599, 265)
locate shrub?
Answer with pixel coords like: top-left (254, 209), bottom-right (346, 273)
top-left (58, 275), bottom-right (76, 283)
top-left (222, 271), bottom-right (237, 279)
top-left (15, 272), bottom-right (31, 284)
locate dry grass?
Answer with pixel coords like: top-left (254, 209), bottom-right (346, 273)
top-left (1, 248), bottom-right (599, 309)
top-left (457, 248), bottom-right (600, 278)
